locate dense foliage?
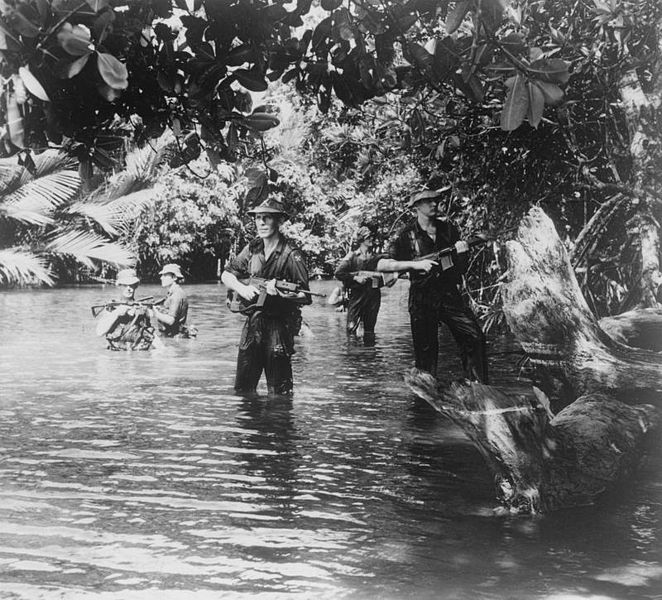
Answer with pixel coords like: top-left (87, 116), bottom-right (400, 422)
top-left (0, 0), bottom-right (659, 315)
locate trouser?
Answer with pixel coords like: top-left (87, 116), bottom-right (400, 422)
top-left (347, 291), bottom-right (381, 335)
top-left (235, 314), bottom-right (295, 395)
top-left (409, 291), bottom-right (488, 382)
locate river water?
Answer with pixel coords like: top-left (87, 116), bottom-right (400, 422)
top-left (0, 281), bottom-right (660, 600)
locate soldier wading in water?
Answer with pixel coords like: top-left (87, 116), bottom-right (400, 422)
top-left (94, 268), bottom-right (157, 351)
top-left (377, 185), bottom-right (488, 382)
top-left (221, 198), bottom-right (312, 396)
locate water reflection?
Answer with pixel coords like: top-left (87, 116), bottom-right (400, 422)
top-left (0, 283), bottom-right (660, 599)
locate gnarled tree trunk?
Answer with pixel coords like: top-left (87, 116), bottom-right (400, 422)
top-left (501, 207), bottom-right (662, 408)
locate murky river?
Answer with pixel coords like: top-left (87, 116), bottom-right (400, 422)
top-left (0, 281), bottom-right (660, 599)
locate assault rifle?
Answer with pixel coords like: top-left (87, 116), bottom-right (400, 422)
top-left (227, 277), bottom-right (326, 314)
top-left (413, 232), bottom-right (493, 271)
top-left (90, 296), bottom-right (165, 317)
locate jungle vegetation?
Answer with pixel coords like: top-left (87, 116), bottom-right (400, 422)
top-left (0, 0), bottom-right (659, 322)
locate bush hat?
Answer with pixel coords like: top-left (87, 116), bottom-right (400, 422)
top-left (116, 268), bottom-right (140, 286)
top-left (159, 263), bottom-right (184, 279)
top-left (247, 197), bottom-right (288, 217)
top-left (407, 184), bottom-right (452, 208)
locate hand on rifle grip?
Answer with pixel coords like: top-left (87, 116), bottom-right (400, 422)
top-left (239, 283), bottom-right (260, 301)
top-left (455, 240), bottom-right (469, 254)
top-left (413, 259), bottom-right (438, 273)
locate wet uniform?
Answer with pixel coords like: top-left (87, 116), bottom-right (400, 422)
top-left (159, 283), bottom-right (189, 337)
top-left (104, 306), bottom-right (154, 351)
top-left (334, 251), bottom-right (384, 337)
top-left (388, 218), bottom-right (488, 382)
top-left (226, 235), bottom-right (311, 395)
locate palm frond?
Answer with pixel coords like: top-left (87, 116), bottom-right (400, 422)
top-left (0, 248), bottom-right (54, 286)
top-left (69, 188), bottom-right (156, 236)
top-left (1, 171), bottom-right (81, 225)
top-left (87, 133), bottom-right (173, 204)
top-left (46, 229), bottom-right (135, 268)
top-left (19, 150), bottom-right (78, 185)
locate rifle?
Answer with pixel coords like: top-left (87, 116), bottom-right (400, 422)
top-left (348, 271), bottom-right (399, 288)
top-left (227, 277), bottom-right (326, 314)
top-left (413, 232), bottom-right (494, 271)
top-left (91, 296), bottom-right (165, 317)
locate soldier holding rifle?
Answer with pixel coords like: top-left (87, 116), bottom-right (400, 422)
top-left (376, 185), bottom-right (488, 382)
top-left (334, 226), bottom-right (387, 345)
top-left (93, 268), bottom-right (158, 351)
top-left (221, 198), bottom-right (312, 396)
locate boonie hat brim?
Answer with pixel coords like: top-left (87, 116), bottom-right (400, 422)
top-left (407, 185), bottom-right (452, 208)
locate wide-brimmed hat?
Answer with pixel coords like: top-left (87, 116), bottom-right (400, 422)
top-left (407, 184), bottom-right (452, 208)
top-left (116, 268), bottom-right (140, 286)
top-left (247, 197), bottom-right (288, 217)
top-left (159, 263), bottom-right (183, 280)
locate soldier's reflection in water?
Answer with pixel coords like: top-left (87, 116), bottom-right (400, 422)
top-left (237, 397), bottom-right (301, 520)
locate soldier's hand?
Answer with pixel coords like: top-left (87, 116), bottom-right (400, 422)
top-left (239, 283), bottom-right (260, 301)
top-left (455, 240), bottom-right (469, 254)
top-left (412, 259), bottom-right (438, 273)
top-left (265, 279), bottom-right (279, 296)
top-left (354, 274), bottom-right (369, 284)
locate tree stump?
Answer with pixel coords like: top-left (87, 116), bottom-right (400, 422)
top-left (501, 207), bottom-right (662, 408)
top-left (405, 370), bottom-right (658, 514)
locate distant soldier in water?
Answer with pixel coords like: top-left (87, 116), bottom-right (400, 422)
top-left (334, 226), bottom-right (386, 345)
top-left (149, 263), bottom-right (194, 338)
top-left (94, 268), bottom-right (156, 351)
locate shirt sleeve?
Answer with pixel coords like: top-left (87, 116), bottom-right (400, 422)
top-left (225, 243), bottom-right (251, 278)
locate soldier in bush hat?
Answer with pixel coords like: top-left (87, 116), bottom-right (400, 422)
top-left (376, 184), bottom-right (488, 382)
top-left (334, 225), bottom-right (388, 345)
top-left (94, 268), bottom-right (156, 350)
top-left (221, 196), bottom-right (311, 396)
top-left (150, 263), bottom-right (192, 338)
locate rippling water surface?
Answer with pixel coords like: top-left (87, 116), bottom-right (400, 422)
top-left (0, 282), bottom-right (660, 600)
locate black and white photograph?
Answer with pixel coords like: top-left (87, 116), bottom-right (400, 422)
top-left (0, 0), bottom-right (660, 598)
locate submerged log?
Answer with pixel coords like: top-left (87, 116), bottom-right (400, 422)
top-left (501, 207), bottom-right (662, 408)
top-left (405, 370), bottom-right (659, 514)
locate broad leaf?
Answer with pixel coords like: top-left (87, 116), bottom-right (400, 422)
top-left (534, 81), bottom-right (564, 106)
top-left (5, 92), bottom-right (25, 148)
top-left (97, 52), bottom-right (129, 89)
top-left (57, 23), bottom-right (94, 56)
top-left (446, 0), bottom-right (470, 34)
top-left (19, 67), bottom-right (49, 102)
top-left (235, 68), bottom-right (268, 92)
top-left (65, 55), bottom-right (90, 79)
top-left (527, 81), bottom-right (545, 128)
top-left (321, 0), bottom-right (342, 10)
top-left (85, 0), bottom-right (110, 12)
top-left (501, 74), bottom-right (529, 131)
top-left (528, 58), bottom-right (570, 84)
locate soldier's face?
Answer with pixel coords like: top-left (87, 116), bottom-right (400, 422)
top-left (415, 198), bottom-right (438, 217)
top-left (122, 285), bottom-right (137, 300)
top-left (254, 213), bottom-right (280, 239)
